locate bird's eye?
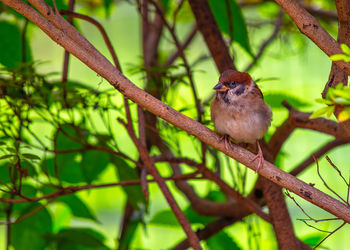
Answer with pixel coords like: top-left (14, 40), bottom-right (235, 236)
top-left (230, 81), bottom-right (237, 87)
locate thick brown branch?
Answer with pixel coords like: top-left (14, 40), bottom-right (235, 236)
top-left (4, 0), bottom-right (350, 224)
top-left (274, 0), bottom-right (350, 75)
top-left (188, 0), bottom-right (235, 72)
top-left (283, 101), bottom-right (350, 141)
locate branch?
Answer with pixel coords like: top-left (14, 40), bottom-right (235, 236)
top-left (283, 101), bottom-right (350, 141)
top-left (163, 24), bottom-right (197, 68)
top-left (188, 0), bottom-right (235, 72)
top-left (290, 139), bottom-right (347, 176)
top-left (4, 0), bottom-right (350, 224)
top-left (244, 10), bottom-right (284, 72)
top-left (274, 0), bottom-right (350, 76)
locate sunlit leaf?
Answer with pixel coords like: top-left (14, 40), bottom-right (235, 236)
top-left (310, 107), bottom-right (332, 119)
top-left (208, 0), bottom-right (252, 56)
top-left (333, 97), bottom-right (350, 105)
top-left (338, 107), bottom-right (350, 122)
top-left (330, 54), bottom-right (350, 62)
top-left (326, 106), bottom-right (335, 118)
top-left (341, 43), bottom-right (350, 55)
top-left (315, 98), bottom-right (333, 105)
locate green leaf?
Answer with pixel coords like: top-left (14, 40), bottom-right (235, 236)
top-left (44, 0), bottom-right (67, 10)
top-left (341, 43), bottom-right (350, 55)
top-left (45, 155), bottom-right (84, 184)
top-left (57, 194), bottom-right (97, 221)
top-left (0, 164), bottom-right (11, 183)
top-left (184, 206), bottom-right (214, 225)
top-left (55, 124), bottom-right (85, 151)
top-left (208, 0), bottom-right (252, 56)
top-left (338, 107), bottom-right (350, 122)
top-left (315, 98), bottom-right (333, 105)
top-left (12, 203), bottom-right (53, 250)
top-left (207, 231), bottom-right (241, 250)
top-left (0, 22), bottom-right (21, 69)
top-left (310, 107), bottom-right (333, 119)
top-left (45, 228), bottom-right (109, 250)
top-left (301, 233), bottom-right (324, 248)
top-left (333, 89), bottom-right (350, 99)
top-left (205, 190), bottom-right (227, 202)
top-left (0, 154), bottom-right (16, 160)
top-left (150, 209), bottom-right (179, 226)
top-left (112, 156), bottom-right (146, 210)
top-left (264, 93), bottom-right (310, 109)
top-left (103, 0), bottom-right (112, 17)
top-left (118, 212), bottom-right (142, 249)
top-left (22, 153), bottom-right (41, 160)
top-left (333, 97), bottom-right (350, 105)
top-left (326, 106), bottom-right (335, 118)
top-left (21, 159), bottom-right (38, 177)
top-left (330, 54), bottom-right (349, 62)
top-left (54, 124), bottom-right (87, 183)
top-left (81, 150), bottom-right (110, 183)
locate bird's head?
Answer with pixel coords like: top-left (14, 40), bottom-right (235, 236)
top-left (213, 70), bottom-right (254, 102)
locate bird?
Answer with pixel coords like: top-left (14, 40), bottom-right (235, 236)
top-left (210, 69), bottom-right (272, 172)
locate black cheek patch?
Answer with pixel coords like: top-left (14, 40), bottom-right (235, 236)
top-left (235, 86), bottom-right (245, 96)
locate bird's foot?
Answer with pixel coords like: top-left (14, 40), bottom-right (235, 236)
top-left (220, 135), bottom-right (233, 151)
top-left (251, 141), bottom-right (264, 173)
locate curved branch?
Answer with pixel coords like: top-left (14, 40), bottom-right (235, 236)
top-left (4, 0), bottom-right (350, 224)
top-left (188, 0), bottom-right (235, 72)
top-left (274, 0), bottom-right (350, 75)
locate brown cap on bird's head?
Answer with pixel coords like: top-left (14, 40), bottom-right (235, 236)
top-left (213, 70), bottom-right (253, 91)
top-left (219, 70), bottom-right (252, 85)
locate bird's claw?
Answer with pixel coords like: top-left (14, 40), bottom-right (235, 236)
top-left (251, 150), bottom-right (264, 173)
top-left (251, 141), bottom-right (264, 173)
top-left (220, 135), bottom-right (233, 151)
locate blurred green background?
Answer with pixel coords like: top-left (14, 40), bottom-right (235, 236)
top-left (1, 0), bottom-right (349, 249)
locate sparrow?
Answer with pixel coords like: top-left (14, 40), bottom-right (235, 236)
top-left (210, 69), bottom-right (272, 172)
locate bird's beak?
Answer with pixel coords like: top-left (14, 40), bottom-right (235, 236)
top-left (213, 82), bottom-right (227, 92)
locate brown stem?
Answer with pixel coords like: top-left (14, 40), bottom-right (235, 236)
top-left (163, 24), bottom-right (197, 68)
top-left (274, 0), bottom-right (350, 75)
top-left (290, 139), bottom-right (347, 176)
top-left (4, 0), bottom-right (350, 224)
top-left (244, 10), bottom-right (283, 72)
top-left (188, 0), bottom-right (235, 72)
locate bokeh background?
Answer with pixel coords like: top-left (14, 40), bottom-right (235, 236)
top-left (1, 0), bottom-right (349, 249)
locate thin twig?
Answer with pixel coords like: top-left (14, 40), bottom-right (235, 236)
top-left (313, 156), bottom-right (348, 204)
top-left (244, 9), bottom-right (283, 72)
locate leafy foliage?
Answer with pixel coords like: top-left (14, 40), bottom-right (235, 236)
top-left (208, 0), bottom-right (253, 56)
top-left (311, 83), bottom-right (350, 121)
top-left (0, 0), bottom-right (346, 249)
